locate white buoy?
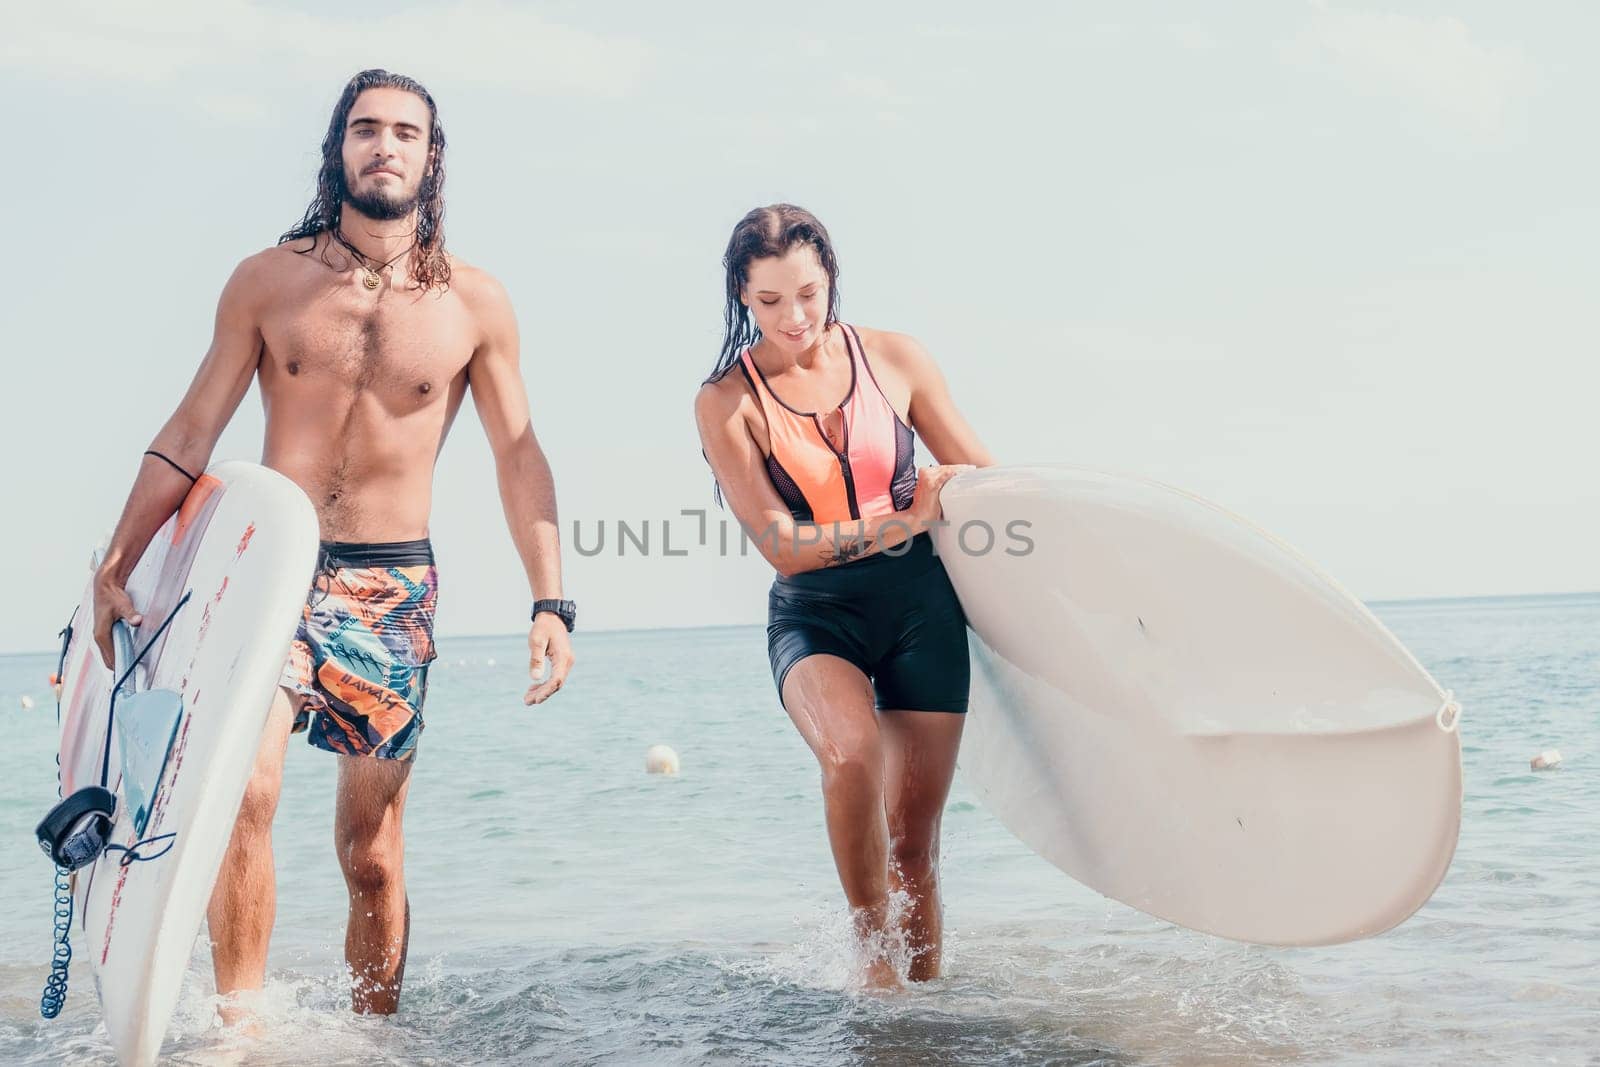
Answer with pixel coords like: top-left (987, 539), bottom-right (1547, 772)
top-left (486, 657), bottom-right (496, 667)
top-left (1530, 750), bottom-right (1562, 771)
top-left (19, 695), bottom-right (35, 710)
top-left (644, 744), bottom-right (680, 776)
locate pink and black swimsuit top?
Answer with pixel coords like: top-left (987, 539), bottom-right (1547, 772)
top-left (739, 323), bottom-right (916, 525)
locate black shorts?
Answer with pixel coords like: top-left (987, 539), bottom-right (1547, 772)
top-left (767, 534), bottom-right (969, 713)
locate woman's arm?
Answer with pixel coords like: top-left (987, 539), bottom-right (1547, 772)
top-left (695, 378), bottom-right (952, 576)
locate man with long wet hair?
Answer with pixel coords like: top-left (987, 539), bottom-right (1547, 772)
top-left (90, 69), bottom-right (576, 1019)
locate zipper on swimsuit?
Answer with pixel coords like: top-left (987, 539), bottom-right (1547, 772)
top-left (745, 336), bottom-right (864, 522)
top-left (813, 411), bottom-right (860, 521)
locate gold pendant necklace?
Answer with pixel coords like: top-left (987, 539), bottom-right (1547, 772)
top-left (334, 228), bottom-right (412, 293)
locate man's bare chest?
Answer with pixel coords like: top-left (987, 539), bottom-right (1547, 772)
top-left (262, 284), bottom-right (475, 395)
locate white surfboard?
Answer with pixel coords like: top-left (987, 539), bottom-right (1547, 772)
top-left (932, 466), bottom-right (1462, 947)
top-left (53, 461), bottom-right (317, 1065)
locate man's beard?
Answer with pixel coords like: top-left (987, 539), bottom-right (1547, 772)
top-left (344, 176), bottom-right (421, 222)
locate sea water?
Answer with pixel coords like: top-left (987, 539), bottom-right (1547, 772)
top-left (0, 594), bottom-right (1595, 1064)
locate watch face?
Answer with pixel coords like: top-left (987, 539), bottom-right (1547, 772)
top-left (534, 600), bottom-right (576, 630)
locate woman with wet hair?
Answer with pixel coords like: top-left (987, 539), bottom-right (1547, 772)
top-left (695, 204), bottom-right (994, 988)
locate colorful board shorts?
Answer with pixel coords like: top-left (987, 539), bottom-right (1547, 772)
top-left (280, 538), bottom-right (438, 761)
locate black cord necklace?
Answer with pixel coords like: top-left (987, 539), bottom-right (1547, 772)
top-left (332, 228), bottom-right (413, 291)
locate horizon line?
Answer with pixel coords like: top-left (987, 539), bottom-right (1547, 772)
top-left (2, 588), bottom-right (1596, 659)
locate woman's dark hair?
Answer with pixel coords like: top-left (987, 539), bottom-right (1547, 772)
top-left (279, 69), bottom-right (451, 291)
top-left (704, 204), bottom-right (840, 384)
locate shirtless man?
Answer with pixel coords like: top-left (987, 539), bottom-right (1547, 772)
top-left (89, 69), bottom-right (576, 1016)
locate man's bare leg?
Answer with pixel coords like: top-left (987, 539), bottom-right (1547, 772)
top-left (208, 687), bottom-right (296, 1023)
top-left (334, 755), bottom-right (413, 1014)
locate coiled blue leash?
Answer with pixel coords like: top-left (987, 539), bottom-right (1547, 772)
top-left (40, 864), bottom-right (73, 1019)
top-left (40, 613), bottom-right (76, 1020)
top-left (37, 595), bottom-right (187, 1019)
top-left (37, 830), bottom-right (174, 1020)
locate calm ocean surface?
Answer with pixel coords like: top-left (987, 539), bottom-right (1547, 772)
top-left (0, 594), bottom-right (1595, 1065)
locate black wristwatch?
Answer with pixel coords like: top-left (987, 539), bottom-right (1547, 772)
top-left (531, 598), bottom-right (577, 632)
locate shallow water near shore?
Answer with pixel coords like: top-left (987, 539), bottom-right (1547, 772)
top-left (1, 594), bottom-right (1596, 1064)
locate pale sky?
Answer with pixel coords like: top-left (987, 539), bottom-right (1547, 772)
top-left (1, 2), bottom-right (1594, 653)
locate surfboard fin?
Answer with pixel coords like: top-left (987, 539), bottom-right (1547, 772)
top-left (115, 687), bottom-right (183, 838)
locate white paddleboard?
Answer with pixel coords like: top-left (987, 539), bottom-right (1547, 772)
top-left (53, 461), bottom-right (317, 1065)
top-left (932, 466), bottom-right (1462, 947)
